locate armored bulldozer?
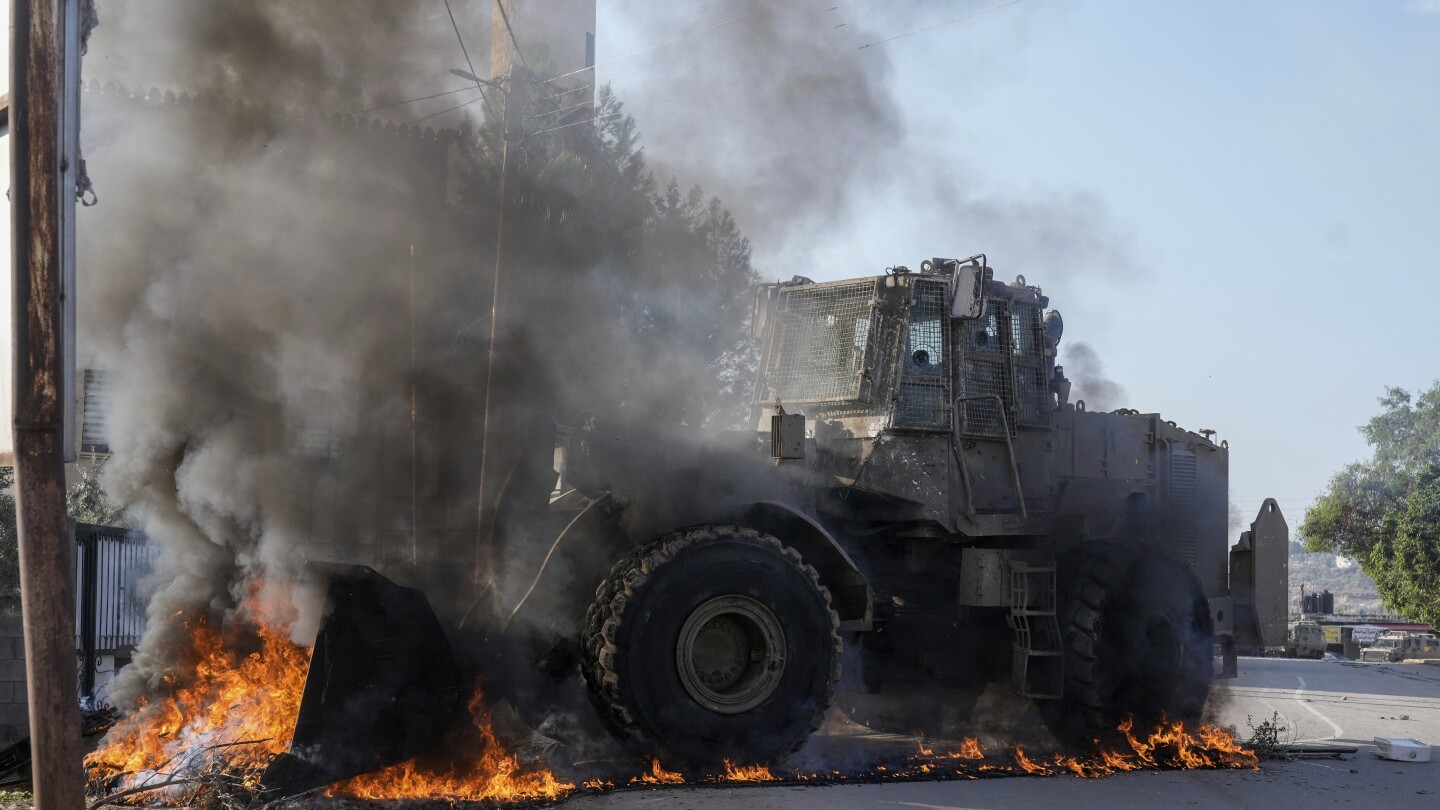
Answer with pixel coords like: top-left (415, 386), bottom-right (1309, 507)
top-left (262, 257), bottom-right (1289, 795)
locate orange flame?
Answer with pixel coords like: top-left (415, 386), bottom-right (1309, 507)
top-left (84, 618), bottom-right (309, 794)
top-left (85, 588), bottom-right (1255, 805)
top-left (630, 758), bottom-right (685, 785)
top-left (327, 691), bottom-right (575, 802)
top-left (723, 760), bottom-right (778, 782)
top-left (1012, 744), bottom-right (1045, 774)
top-left (958, 737), bottom-right (985, 760)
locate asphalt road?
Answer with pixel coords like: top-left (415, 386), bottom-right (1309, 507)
top-left (562, 658), bottom-right (1440, 810)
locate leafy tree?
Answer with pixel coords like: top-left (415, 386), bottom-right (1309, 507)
top-left (68, 460), bottom-right (131, 527)
top-left (1302, 384), bottom-right (1440, 624)
top-left (1370, 469), bottom-right (1440, 625)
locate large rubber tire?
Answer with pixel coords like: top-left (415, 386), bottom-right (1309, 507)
top-left (1047, 542), bottom-right (1214, 747)
top-left (582, 525), bottom-right (841, 770)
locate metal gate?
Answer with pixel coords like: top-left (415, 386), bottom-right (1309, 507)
top-left (74, 523), bottom-right (153, 700)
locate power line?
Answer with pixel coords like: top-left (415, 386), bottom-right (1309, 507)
top-left (835, 0), bottom-right (928, 30)
top-left (858, 0), bottom-right (1026, 49)
top-left (444, 0), bottom-right (499, 122)
top-left (410, 95), bottom-right (486, 125)
top-left (494, 0), bottom-right (534, 75)
top-left (339, 85), bottom-right (481, 117)
top-left (543, 0), bottom-right (806, 86)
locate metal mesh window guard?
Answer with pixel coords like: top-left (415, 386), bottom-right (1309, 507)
top-left (1010, 305), bottom-right (1044, 359)
top-left (1010, 304), bottom-right (1049, 427)
top-left (1014, 365), bottom-right (1048, 425)
top-left (762, 280), bottom-right (878, 405)
top-left (958, 302), bottom-right (1016, 437)
top-left (897, 279), bottom-right (951, 428)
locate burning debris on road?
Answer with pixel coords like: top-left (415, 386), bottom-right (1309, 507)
top-left (81, 610), bottom-right (1257, 808)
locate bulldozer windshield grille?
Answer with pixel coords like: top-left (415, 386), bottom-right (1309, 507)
top-left (761, 280), bottom-right (878, 405)
top-left (895, 279), bottom-right (951, 429)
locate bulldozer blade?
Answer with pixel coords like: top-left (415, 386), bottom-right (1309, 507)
top-left (259, 564), bottom-right (461, 798)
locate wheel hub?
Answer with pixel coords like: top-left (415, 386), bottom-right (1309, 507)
top-left (676, 595), bottom-right (786, 714)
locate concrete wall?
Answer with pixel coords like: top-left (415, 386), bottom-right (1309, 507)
top-left (0, 616), bottom-right (28, 744)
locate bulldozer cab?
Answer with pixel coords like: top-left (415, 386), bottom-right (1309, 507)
top-left (751, 259), bottom-right (1060, 524)
top-left (751, 258), bottom-right (1050, 435)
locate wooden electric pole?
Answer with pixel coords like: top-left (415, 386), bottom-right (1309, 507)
top-left (474, 0), bottom-right (531, 588)
top-left (473, 71), bottom-right (528, 588)
top-left (10, 0), bottom-right (85, 808)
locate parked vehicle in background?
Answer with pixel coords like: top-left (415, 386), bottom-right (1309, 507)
top-left (1360, 632), bottom-right (1440, 663)
top-left (1286, 622), bottom-right (1327, 659)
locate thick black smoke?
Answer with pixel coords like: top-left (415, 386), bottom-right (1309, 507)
top-left (1062, 341), bottom-right (1126, 412)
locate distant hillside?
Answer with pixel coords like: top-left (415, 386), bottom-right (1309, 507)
top-left (1288, 540), bottom-right (1385, 615)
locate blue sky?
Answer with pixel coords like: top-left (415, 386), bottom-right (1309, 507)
top-left (4, 1), bottom-right (1437, 531)
top-left (600, 0), bottom-right (1440, 528)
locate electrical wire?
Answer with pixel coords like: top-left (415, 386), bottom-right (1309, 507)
top-left (444, 0), bottom-right (499, 122)
top-left (835, 0), bottom-right (928, 29)
top-left (339, 85), bottom-right (481, 117)
top-left (409, 95), bottom-right (485, 125)
top-left (858, 0), bottom-right (1025, 49)
top-left (494, 0), bottom-right (534, 74)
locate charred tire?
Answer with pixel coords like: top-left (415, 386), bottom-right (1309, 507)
top-left (582, 525), bottom-right (841, 770)
top-left (1046, 542), bottom-right (1214, 747)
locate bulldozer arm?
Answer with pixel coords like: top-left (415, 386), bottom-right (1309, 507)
top-left (260, 564), bottom-right (461, 798)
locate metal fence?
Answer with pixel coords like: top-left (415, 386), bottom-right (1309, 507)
top-left (75, 523), bottom-right (154, 697)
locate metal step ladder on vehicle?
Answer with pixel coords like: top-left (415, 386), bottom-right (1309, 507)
top-left (1008, 561), bottom-right (1063, 699)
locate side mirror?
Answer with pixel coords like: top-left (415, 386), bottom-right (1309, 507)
top-left (950, 262), bottom-right (987, 319)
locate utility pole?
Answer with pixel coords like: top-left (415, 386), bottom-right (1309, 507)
top-left (474, 72), bottom-right (530, 588)
top-left (10, 1), bottom-right (85, 809)
top-left (474, 0), bottom-right (532, 588)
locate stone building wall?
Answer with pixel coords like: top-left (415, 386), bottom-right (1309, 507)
top-left (0, 616), bottom-right (28, 744)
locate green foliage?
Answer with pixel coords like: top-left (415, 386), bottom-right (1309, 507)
top-left (67, 460), bottom-right (130, 527)
top-left (1302, 384), bottom-right (1440, 625)
top-left (1370, 469), bottom-right (1440, 625)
